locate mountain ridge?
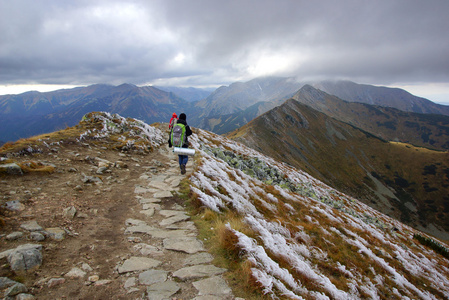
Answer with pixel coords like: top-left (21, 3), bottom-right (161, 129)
top-left (228, 98), bottom-right (449, 240)
top-left (292, 85), bottom-right (449, 151)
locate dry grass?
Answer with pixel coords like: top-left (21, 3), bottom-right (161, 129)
top-left (18, 161), bottom-right (55, 174)
top-left (183, 174), bottom-right (267, 299)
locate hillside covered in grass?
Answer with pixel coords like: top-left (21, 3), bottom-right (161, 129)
top-left (1, 112), bottom-right (449, 299)
top-left (185, 127), bottom-right (449, 299)
top-left (227, 99), bottom-right (449, 241)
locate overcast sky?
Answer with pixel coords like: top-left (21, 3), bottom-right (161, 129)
top-left (1, 0), bottom-right (449, 103)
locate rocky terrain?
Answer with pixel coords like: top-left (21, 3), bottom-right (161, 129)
top-left (0, 113), bottom-right (239, 299)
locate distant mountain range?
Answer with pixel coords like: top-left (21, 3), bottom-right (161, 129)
top-left (0, 83), bottom-right (191, 143)
top-left (2, 77), bottom-right (449, 145)
top-left (1, 77), bottom-right (449, 240)
top-left (194, 77), bottom-right (449, 135)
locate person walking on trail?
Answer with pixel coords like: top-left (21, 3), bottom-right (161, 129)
top-left (168, 112), bottom-right (178, 130)
top-left (168, 113), bottom-right (192, 175)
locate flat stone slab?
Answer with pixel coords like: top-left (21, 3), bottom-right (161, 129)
top-left (140, 208), bottom-right (155, 217)
top-left (20, 220), bottom-right (43, 231)
top-left (139, 174), bottom-right (151, 181)
top-left (159, 210), bottom-right (183, 217)
top-left (153, 190), bottom-right (172, 198)
top-left (134, 186), bottom-right (158, 194)
top-left (192, 296), bottom-right (224, 300)
top-left (193, 276), bottom-right (232, 297)
top-left (183, 252), bottom-right (214, 266)
top-left (166, 221), bottom-right (197, 231)
top-left (159, 214), bottom-right (190, 226)
top-left (138, 269), bottom-right (168, 285)
top-left (172, 265), bottom-right (227, 281)
top-left (139, 197), bottom-right (161, 204)
top-left (147, 181), bottom-right (170, 190)
top-left (143, 203), bottom-right (161, 210)
top-left (125, 224), bottom-right (157, 234)
top-left (133, 243), bottom-right (164, 256)
top-left (149, 175), bottom-right (167, 182)
top-left (146, 280), bottom-right (179, 300)
top-left (148, 229), bottom-right (189, 239)
top-left (117, 257), bottom-right (162, 274)
top-left (163, 237), bottom-right (204, 254)
top-left (168, 178), bottom-right (181, 188)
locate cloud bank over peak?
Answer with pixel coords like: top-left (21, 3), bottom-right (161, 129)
top-left (0, 0), bottom-right (448, 101)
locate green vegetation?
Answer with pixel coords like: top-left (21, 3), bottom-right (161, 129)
top-left (413, 233), bottom-right (449, 259)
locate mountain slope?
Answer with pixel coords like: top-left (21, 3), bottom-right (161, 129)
top-left (1, 112), bottom-right (449, 299)
top-left (227, 99), bottom-right (449, 240)
top-left (292, 85), bottom-right (449, 151)
top-left (189, 125), bottom-right (449, 299)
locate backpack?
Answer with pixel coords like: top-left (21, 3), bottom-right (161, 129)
top-left (170, 123), bottom-right (186, 147)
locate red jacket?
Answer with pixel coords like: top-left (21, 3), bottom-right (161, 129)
top-left (169, 114), bottom-right (178, 129)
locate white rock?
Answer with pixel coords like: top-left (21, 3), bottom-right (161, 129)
top-left (65, 267), bottom-right (86, 278)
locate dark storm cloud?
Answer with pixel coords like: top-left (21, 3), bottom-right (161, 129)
top-left (1, 0), bottom-right (449, 88)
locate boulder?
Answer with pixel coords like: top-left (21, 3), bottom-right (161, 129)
top-left (0, 163), bottom-right (23, 175)
top-left (5, 200), bottom-right (25, 212)
top-left (7, 244), bottom-right (43, 272)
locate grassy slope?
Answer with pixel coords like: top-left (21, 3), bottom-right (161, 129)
top-left (227, 100), bottom-right (449, 240)
top-left (187, 128), bottom-right (449, 299)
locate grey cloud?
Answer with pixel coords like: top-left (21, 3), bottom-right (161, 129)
top-left (0, 0), bottom-right (448, 87)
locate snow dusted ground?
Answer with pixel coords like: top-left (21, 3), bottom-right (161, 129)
top-left (188, 129), bottom-right (449, 300)
top-left (78, 113), bottom-right (449, 299)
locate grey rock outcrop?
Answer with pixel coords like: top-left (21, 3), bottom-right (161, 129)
top-left (7, 244), bottom-right (43, 272)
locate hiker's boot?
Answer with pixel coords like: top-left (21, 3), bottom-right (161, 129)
top-left (181, 164), bottom-right (186, 175)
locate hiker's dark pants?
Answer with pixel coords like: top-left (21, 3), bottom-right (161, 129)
top-left (178, 155), bottom-right (188, 167)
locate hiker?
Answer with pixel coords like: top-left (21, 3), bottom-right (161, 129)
top-left (168, 113), bottom-right (192, 175)
top-left (168, 112), bottom-right (178, 130)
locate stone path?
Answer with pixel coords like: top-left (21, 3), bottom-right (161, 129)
top-left (115, 148), bottom-right (239, 300)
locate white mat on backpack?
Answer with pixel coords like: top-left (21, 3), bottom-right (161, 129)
top-left (173, 147), bottom-right (196, 156)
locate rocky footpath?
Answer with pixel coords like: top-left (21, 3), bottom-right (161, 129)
top-left (0, 140), bottom-right (241, 299)
top-left (115, 148), bottom-right (237, 299)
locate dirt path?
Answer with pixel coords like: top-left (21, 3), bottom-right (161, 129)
top-left (115, 147), bottom-right (236, 299)
top-left (0, 143), bottom-right (238, 299)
